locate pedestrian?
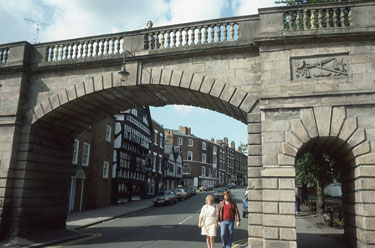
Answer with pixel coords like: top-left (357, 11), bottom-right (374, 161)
top-left (199, 195), bottom-right (217, 248)
top-left (217, 190), bottom-right (240, 248)
top-left (145, 20), bottom-right (153, 29)
top-left (144, 20), bottom-right (156, 49)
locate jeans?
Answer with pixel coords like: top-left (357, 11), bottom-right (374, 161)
top-left (220, 219), bottom-right (234, 248)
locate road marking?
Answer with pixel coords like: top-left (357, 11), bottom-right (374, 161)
top-left (48, 233), bottom-right (101, 247)
top-left (232, 238), bottom-right (247, 248)
top-left (178, 216), bottom-right (192, 225)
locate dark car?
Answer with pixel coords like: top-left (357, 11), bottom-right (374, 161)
top-left (242, 195), bottom-right (248, 217)
top-left (152, 190), bottom-right (177, 206)
top-left (213, 187), bottom-right (230, 202)
top-left (189, 186), bottom-right (196, 196)
top-left (184, 187), bottom-right (193, 197)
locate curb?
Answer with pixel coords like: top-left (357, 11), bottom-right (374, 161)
top-left (73, 204), bottom-right (154, 230)
top-left (29, 232), bottom-right (90, 248)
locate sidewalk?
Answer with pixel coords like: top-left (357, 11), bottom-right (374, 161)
top-left (234, 204), bottom-right (346, 248)
top-left (0, 199), bottom-right (154, 248)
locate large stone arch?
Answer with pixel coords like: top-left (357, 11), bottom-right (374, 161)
top-left (31, 68), bottom-right (258, 129)
top-left (1, 68), bottom-right (259, 237)
top-left (278, 106), bottom-right (375, 248)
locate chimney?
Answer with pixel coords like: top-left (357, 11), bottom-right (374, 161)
top-left (187, 127), bottom-right (191, 135)
top-left (231, 141), bottom-right (235, 149)
top-left (179, 126), bottom-right (189, 135)
top-left (216, 139), bottom-right (222, 145)
top-left (224, 137), bottom-right (228, 145)
top-left (210, 138), bottom-right (214, 142)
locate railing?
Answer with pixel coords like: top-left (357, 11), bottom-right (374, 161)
top-left (284, 6), bottom-right (351, 31)
top-left (45, 36), bottom-right (124, 62)
top-left (0, 47), bottom-right (10, 64)
top-left (144, 22), bottom-right (239, 50)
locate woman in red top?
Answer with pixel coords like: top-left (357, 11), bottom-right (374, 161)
top-left (217, 190), bottom-right (240, 248)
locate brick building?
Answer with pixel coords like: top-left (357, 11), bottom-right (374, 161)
top-left (149, 119), bottom-right (165, 196)
top-left (68, 117), bottom-right (115, 212)
top-left (165, 126), bottom-right (247, 188)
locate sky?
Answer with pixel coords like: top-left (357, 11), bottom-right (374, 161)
top-left (0, 0), bottom-right (280, 147)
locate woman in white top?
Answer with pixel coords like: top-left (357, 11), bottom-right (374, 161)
top-left (199, 195), bottom-right (217, 248)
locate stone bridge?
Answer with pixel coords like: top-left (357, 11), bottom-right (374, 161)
top-left (1, 1), bottom-right (375, 247)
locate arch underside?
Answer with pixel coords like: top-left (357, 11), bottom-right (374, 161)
top-left (31, 69), bottom-right (259, 136)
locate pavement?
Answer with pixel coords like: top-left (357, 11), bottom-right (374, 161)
top-left (0, 199), bottom-right (154, 248)
top-left (0, 198), bottom-right (347, 248)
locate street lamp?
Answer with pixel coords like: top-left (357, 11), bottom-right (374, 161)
top-left (118, 50), bottom-right (135, 81)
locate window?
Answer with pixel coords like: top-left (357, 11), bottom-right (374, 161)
top-left (154, 130), bottom-right (158, 145)
top-left (213, 156), bottom-right (217, 166)
top-left (188, 139), bottom-right (193, 147)
top-left (213, 146), bottom-right (217, 155)
top-left (153, 153), bottom-right (157, 172)
top-left (177, 137), bottom-right (183, 145)
top-left (103, 161), bottom-right (109, 179)
top-left (187, 151), bottom-right (193, 161)
top-left (105, 125), bottom-right (112, 142)
top-left (202, 142), bottom-right (206, 150)
top-left (72, 139), bottom-right (79, 164)
top-left (201, 166), bottom-right (206, 176)
top-left (202, 153), bottom-right (206, 163)
top-left (159, 155), bottom-right (163, 173)
top-left (183, 164), bottom-right (190, 174)
top-left (160, 133), bottom-right (163, 148)
top-left (82, 143), bottom-right (90, 166)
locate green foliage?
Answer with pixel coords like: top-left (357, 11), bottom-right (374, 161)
top-left (275, 0), bottom-right (352, 5)
top-left (239, 142), bottom-right (248, 156)
top-left (295, 152), bottom-right (340, 188)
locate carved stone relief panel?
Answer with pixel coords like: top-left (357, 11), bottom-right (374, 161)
top-left (290, 53), bottom-right (349, 80)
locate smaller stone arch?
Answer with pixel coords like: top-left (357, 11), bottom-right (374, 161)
top-left (280, 106), bottom-right (375, 248)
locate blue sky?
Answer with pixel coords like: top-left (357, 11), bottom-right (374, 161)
top-left (0, 0), bottom-right (280, 147)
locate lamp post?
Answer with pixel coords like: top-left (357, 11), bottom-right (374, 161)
top-left (118, 50), bottom-right (135, 81)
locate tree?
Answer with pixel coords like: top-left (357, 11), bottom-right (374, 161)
top-left (239, 142), bottom-right (248, 156)
top-left (295, 152), bottom-right (340, 214)
top-left (275, 0), bottom-right (352, 5)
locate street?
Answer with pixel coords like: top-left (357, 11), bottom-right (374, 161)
top-left (51, 187), bottom-right (248, 248)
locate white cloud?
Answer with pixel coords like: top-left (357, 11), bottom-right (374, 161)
top-left (164, 0), bottom-right (229, 26)
top-left (231, 0), bottom-right (278, 16)
top-left (0, 0), bottom-right (282, 44)
top-left (0, 0), bottom-right (46, 43)
top-left (40, 0), bottom-right (170, 41)
top-left (172, 105), bottom-right (209, 117)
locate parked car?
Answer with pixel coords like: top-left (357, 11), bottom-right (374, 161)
top-left (174, 188), bottom-right (188, 201)
top-left (152, 190), bottom-right (177, 206)
top-left (227, 183), bottom-right (236, 188)
top-left (242, 195), bottom-right (248, 217)
top-left (184, 187), bottom-right (194, 197)
top-left (199, 186), bottom-right (208, 191)
top-left (213, 187), bottom-right (230, 202)
top-left (189, 186), bottom-right (196, 196)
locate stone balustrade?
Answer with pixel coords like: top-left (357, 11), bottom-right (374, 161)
top-left (45, 35), bottom-right (124, 62)
top-left (283, 6), bottom-right (351, 31)
top-left (1, 1), bottom-right (374, 68)
top-left (144, 21), bottom-right (239, 50)
top-left (0, 46), bottom-right (10, 64)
